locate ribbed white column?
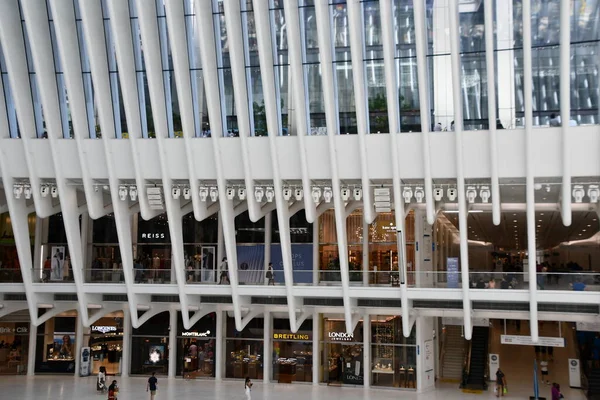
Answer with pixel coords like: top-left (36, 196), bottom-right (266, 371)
top-left (447, 0), bottom-right (472, 340)
top-left (312, 310), bottom-right (320, 385)
top-left (27, 321), bottom-right (36, 375)
top-left (263, 311), bottom-right (271, 383)
top-left (559, 0), bottom-right (572, 227)
top-left (121, 308), bottom-right (131, 377)
top-left (168, 308), bottom-right (177, 377)
top-left (215, 309), bottom-right (224, 381)
top-left (522, 0), bottom-right (539, 342)
top-left (363, 313), bottom-right (371, 388)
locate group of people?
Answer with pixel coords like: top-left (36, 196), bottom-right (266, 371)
top-left (495, 367), bottom-right (563, 399)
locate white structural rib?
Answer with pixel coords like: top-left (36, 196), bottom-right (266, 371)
top-left (522, 0), bottom-right (539, 342)
top-left (78, 0), bottom-right (143, 328)
top-left (252, 0), bottom-right (300, 331)
top-left (133, 0), bottom-right (191, 326)
top-left (448, 0), bottom-right (472, 340)
top-left (283, 0), bottom-right (317, 223)
top-left (0, 0), bottom-right (54, 218)
top-left (194, 0), bottom-right (243, 330)
top-left (48, 0), bottom-right (105, 220)
top-left (380, 0), bottom-right (411, 337)
top-left (21, 0), bottom-right (92, 324)
top-left (221, 0), bottom-right (263, 223)
top-left (163, 0), bottom-right (218, 228)
top-left (105, 0), bottom-right (161, 221)
top-left (346, 0), bottom-right (374, 224)
top-left (559, 0), bottom-right (572, 227)
top-left (483, 0), bottom-right (501, 226)
top-left (313, 0), bottom-right (355, 334)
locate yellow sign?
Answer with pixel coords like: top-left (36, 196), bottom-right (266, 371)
top-left (273, 333), bottom-right (311, 341)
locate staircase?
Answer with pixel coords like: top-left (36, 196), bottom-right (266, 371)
top-left (441, 325), bottom-right (465, 381)
top-left (587, 367), bottom-right (600, 399)
top-left (465, 326), bottom-right (489, 390)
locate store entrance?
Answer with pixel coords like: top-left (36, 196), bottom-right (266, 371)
top-left (323, 342), bottom-right (364, 386)
top-left (370, 248), bottom-right (399, 286)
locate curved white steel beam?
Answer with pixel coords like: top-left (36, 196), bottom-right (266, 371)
top-left (105, 0), bottom-right (161, 221)
top-left (251, 0), bottom-right (299, 331)
top-left (448, 0), bottom-right (472, 340)
top-left (283, 0), bottom-right (317, 223)
top-left (314, 0), bottom-right (354, 334)
top-left (483, 0), bottom-right (501, 226)
top-left (133, 0), bottom-right (190, 327)
top-left (346, 0), bottom-right (374, 224)
top-left (522, 0), bottom-right (539, 342)
top-left (194, 0), bottom-right (244, 330)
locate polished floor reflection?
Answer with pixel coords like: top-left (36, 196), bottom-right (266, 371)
top-left (0, 376), bottom-right (587, 400)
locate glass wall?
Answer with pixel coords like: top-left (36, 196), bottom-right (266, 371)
top-left (272, 318), bottom-right (313, 382)
top-left (321, 317), bottom-right (364, 385)
top-left (177, 312), bottom-right (216, 378)
top-left (88, 214), bottom-right (121, 283)
top-left (0, 43), bottom-right (20, 138)
top-left (0, 314), bottom-right (30, 374)
top-left (35, 313), bottom-right (77, 373)
top-left (41, 214), bottom-right (74, 283)
top-left (0, 212), bottom-right (34, 283)
top-left (82, 313), bottom-right (124, 375)
top-left (183, 213), bottom-right (218, 283)
top-left (136, 214), bottom-right (172, 283)
top-left (131, 312), bottom-right (169, 375)
top-left (225, 316), bottom-right (264, 379)
top-left (270, 0), bottom-right (291, 135)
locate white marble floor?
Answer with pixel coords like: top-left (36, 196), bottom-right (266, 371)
top-left (0, 376), bottom-right (587, 400)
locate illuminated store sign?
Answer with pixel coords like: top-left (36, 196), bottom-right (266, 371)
top-left (91, 326), bottom-right (117, 334)
top-left (140, 233), bottom-right (166, 240)
top-left (0, 326), bottom-right (28, 334)
top-left (273, 333), bottom-right (311, 341)
top-left (182, 330), bottom-right (211, 338)
top-left (328, 332), bottom-right (354, 341)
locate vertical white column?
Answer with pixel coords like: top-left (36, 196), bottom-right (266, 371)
top-left (131, 213), bottom-right (139, 261)
top-left (80, 212), bottom-right (89, 281)
top-left (363, 313), bottom-right (371, 388)
top-left (215, 309), bottom-right (224, 381)
top-left (263, 311), bottom-right (271, 383)
top-left (33, 217), bottom-right (43, 279)
top-left (559, 0), bottom-right (571, 226)
top-left (264, 212), bottom-right (272, 284)
top-left (75, 314), bottom-right (84, 376)
top-left (121, 308), bottom-right (131, 377)
top-left (416, 316), bottom-right (435, 393)
top-left (313, 217), bottom-right (319, 285)
top-left (217, 212), bottom-right (224, 284)
top-left (312, 311), bottom-right (319, 385)
top-left (414, 211), bottom-right (423, 287)
top-left (168, 308), bottom-right (177, 378)
top-left (27, 321), bottom-right (36, 376)
top-left (495, 0), bottom-right (516, 127)
top-left (362, 218), bottom-right (369, 285)
top-left (431, 0), bottom-right (454, 127)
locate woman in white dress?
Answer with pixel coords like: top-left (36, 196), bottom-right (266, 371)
top-left (244, 377), bottom-right (252, 400)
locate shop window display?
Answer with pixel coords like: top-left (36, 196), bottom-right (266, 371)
top-left (0, 212), bottom-right (33, 283)
top-left (88, 215), bottom-right (122, 283)
top-left (225, 317), bottom-right (263, 380)
top-left (0, 315), bottom-right (30, 374)
top-left (35, 314), bottom-right (77, 373)
top-left (182, 213), bottom-right (218, 284)
top-left (272, 319), bottom-right (313, 383)
top-left (321, 318), bottom-right (364, 385)
top-left (177, 312), bottom-right (216, 378)
top-left (370, 316), bottom-right (417, 389)
top-left (82, 314), bottom-right (124, 375)
top-left (136, 214), bottom-right (172, 283)
top-left (131, 312), bottom-right (169, 375)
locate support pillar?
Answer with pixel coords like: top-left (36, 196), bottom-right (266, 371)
top-left (264, 212), bottom-right (272, 284)
top-left (131, 213), bottom-right (139, 260)
top-left (27, 321), bottom-right (36, 376)
top-left (75, 314), bottom-right (84, 376)
top-left (33, 216), bottom-right (43, 279)
top-left (312, 216), bottom-right (319, 285)
top-left (217, 212), bottom-right (224, 283)
top-left (362, 218), bottom-right (369, 286)
top-left (80, 212), bottom-right (89, 280)
top-left (215, 309), bottom-right (224, 381)
top-left (263, 310), bottom-right (271, 383)
top-left (121, 308), bottom-right (131, 377)
top-left (416, 316), bottom-right (435, 393)
top-left (168, 308), bottom-right (177, 378)
top-left (363, 313), bottom-right (371, 388)
top-left (312, 310), bottom-right (319, 385)
top-left (414, 211), bottom-right (423, 286)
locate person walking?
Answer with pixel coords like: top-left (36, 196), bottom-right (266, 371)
top-left (551, 382), bottom-right (563, 400)
top-left (540, 358), bottom-right (550, 384)
top-left (147, 372), bottom-right (158, 400)
top-left (244, 377), bottom-right (253, 400)
top-left (495, 368), bottom-right (507, 397)
top-left (266, 262), bottom-right (275, 285)
top-left (107, 380), bottom-right (118, 400)
top-left (219, 257), bottom-right (230, 284)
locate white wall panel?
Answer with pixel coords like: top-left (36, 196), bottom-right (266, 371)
top-left (0, 141), bottom-right (30, 177)
top-left (190, 140), bottom-right (218, 181)
top-left (54, 140), bottom-right (82, 179)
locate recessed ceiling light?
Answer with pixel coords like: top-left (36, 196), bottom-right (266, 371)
top-left (513, 220), bottom-right (517, 222)
top-left (587, 224), bottom-right (591, 227)
top-left (540, 213), bottom-right (544, 216)
top-left (538, 220), bottom-right (542, 222)
top-left (542, 197), bottom-right (546, 200)
top-left (583, 229), bottom-right (587, 232)
top-left (513, 213), bottom-right (517, 216)
top-left (594, 219), bottom-right (597, 222)
top-left (537, 225), bottom-right (541, 228)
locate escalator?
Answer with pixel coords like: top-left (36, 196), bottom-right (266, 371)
top-left (462, 326), bottom-right (489, 391)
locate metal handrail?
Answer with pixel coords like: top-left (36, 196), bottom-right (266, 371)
top-left (461, 338), bottom-right (472, 387)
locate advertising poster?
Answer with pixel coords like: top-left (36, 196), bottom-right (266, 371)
top-left (447, 257), bottom-right (459, 288)
top-left (489, 354), bottom-right (499, 381)
top-left (236, 245), bottom-right (265, 284)
top-left (80, 347), bottom-right (91, 377)
top-left (50, 246), bottom-right (65, 281)
top-left (270, 244), bottom-right (313, 284)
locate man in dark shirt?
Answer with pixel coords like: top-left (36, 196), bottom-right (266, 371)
top-left (496, 368), bottom-right (506, 397)
top-left (147, 372), bottom-right (158, 400)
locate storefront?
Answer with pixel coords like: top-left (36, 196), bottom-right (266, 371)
top-left (225, 316), bottom-right (264, 380)
top-left (82, 313), bottom-right (124, 375)
top-left (0, 312), bottom-right (30, 374)
top-left (272, 319), bottom-right (313, 383)
top-left (320, 315), bottom-right (417, 389)
top-left (136, 214), bottom-right (171, 283)
top-left (131, 312), bottom-right (169, 375)
top-left (35, 312), bottom-right (77, 373)
top-left (177, 312), bottom-right (216, 378)
top-left (88, 214), bottom-right (121, 283)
